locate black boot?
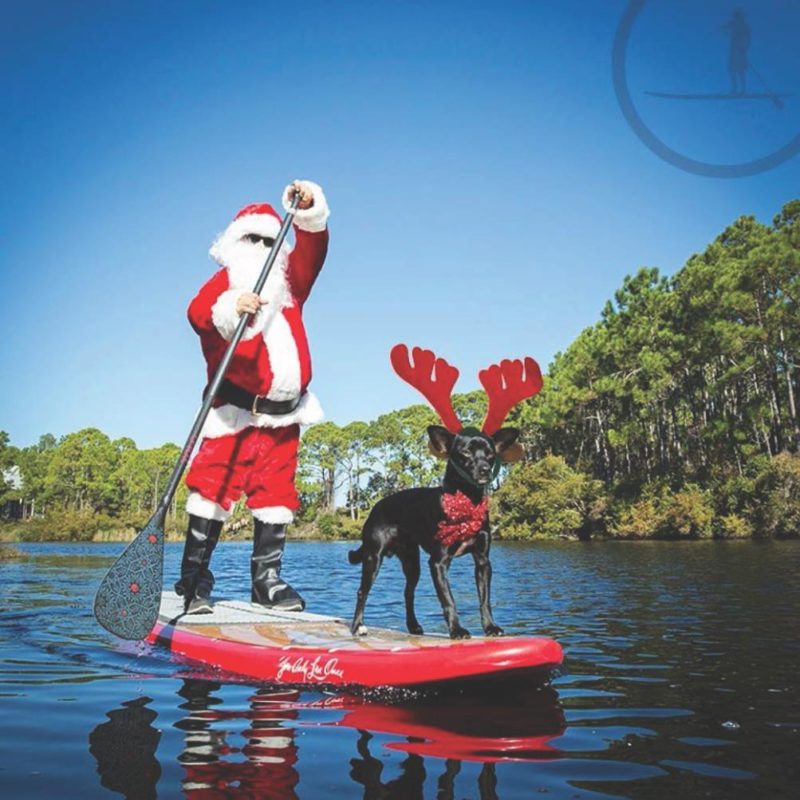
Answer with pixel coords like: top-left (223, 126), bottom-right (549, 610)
top-left (175, 515), bottom-right (223, 614)
top-left (251, 521), bottom-right (305, 612)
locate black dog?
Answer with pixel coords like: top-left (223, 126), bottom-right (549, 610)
top-left (349, 424), bottom-right (520, 639)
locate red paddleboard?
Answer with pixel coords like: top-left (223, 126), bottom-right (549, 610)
top-left (147, 592), bottom-right (563, 688)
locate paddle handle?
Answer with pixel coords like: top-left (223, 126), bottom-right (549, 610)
top-left (155, 193), bottom-right (302, 521)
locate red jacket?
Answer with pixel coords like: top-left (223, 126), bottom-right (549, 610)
top-left (188, 227), bottom-right (329, 401)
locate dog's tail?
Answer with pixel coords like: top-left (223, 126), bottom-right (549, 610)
top-left (348, 546), bottom-right (363, 565)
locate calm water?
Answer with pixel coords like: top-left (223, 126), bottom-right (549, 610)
top-left (0, 540), bottom-right (798, 799)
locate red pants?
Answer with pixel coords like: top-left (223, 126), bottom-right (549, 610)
top-left (186, 425), bottom-right (300, 515)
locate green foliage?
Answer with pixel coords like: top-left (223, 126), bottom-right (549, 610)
top-left (611, 499), bottom-right (661, 540)
top-left (530, 202), bottom-right (800, 493)
top-left (0, 543), bottom-right (22, 559)
top-left (754, 452), bottom-right (800, 538)
top-left (310, 511), bottom-right (362, 540)
top-left (493, 455), bottom-right (606, 540)
top-left (1, 429), bottom-right (188, 539)
top-left (659, 486), bottom-right (715, 539)
top-left (16, 508), bottom-right (121, 542)
top-left (717, 514), bottom-right (753, 539)
top-left (0, 431), bottom-right (16, 510)
top-left (610, 485), bottom-right (714, 540)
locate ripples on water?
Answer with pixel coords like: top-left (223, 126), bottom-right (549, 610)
top-left (0, 540), bottom-right (798, 798)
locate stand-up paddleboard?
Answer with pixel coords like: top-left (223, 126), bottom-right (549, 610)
top-left (147, 592), bottom-right (563, 689)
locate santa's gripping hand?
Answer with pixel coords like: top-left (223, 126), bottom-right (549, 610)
top-left (285, 180), bottom-right (317, 211)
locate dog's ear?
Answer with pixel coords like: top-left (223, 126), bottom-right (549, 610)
top-left (493, 427), bottom-right (524, 463)
top-left (428, 425), bottom-right (454, 459)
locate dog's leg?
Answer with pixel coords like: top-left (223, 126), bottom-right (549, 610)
top-left (350, 551), bottom-right (383, 636)
top-left (474, 542), bottom-right (503, 636)
top-left (478, 762), bottom-right (499, 800)
top-left (400, 550), bottom-right (423, 635)
top-left (429, 555), bottom-right (470, 639)
top-left (437, 759), bottom-right (461, 798)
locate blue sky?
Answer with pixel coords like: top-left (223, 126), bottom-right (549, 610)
top-left (1, 0), bottom-right (798, 449)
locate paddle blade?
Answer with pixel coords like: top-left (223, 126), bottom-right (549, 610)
top-left (93, 513), bottom-right (166, 640)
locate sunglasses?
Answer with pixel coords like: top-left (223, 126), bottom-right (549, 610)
top-left (243, 233), bottom-right (276, 247)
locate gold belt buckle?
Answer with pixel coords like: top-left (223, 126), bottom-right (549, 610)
top-left (251, 394), bottom-right (266, 415)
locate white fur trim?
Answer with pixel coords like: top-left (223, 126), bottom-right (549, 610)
top-left (264, 313), bottom-right (302, 401)
top-left (186, 491), bottom-right (231, 521)
top-left (211, 289), bottom-right (258, 342)
top-left (282, 180), bottom-right (330, 233)
top-left (209, 213), bottom-right (281, 265)
top-left (251, 505), bottom-right (295, 524)
top-left (199, 392), bottom-right (324, 437)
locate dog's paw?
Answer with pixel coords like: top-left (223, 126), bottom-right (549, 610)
top-left (484, 624), bottom-right (504, 637)
top-left (449, 626), bottom-right (471, 640)
top-left (407, 623), bottom-right (424, 636)
top-left (353, 624), bottom-right (369, 637)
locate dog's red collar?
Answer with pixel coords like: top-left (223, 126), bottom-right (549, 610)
top-left (437, 491), bottom-right (488, 547)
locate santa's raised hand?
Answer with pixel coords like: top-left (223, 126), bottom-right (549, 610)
top-left (286, 180), bottom-right (315, 210)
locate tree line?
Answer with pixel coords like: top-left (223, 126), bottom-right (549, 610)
top-left (2, 201), bottom-right (799, 541)
top-left (0, 429), bottom-right (188, 540)
top-left (501, 199), bottom-right (800, 539)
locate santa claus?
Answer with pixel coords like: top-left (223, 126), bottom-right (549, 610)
top-left (175, 180), bottom-right (330, 614)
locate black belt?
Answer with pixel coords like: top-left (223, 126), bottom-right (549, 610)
top-left (213, 380), bottom-right (302, 416)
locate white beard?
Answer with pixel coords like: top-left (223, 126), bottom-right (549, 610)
top-left (218, 239), bottom-right (291, 310)
top-left (208, 235), bottom-right (293, 345)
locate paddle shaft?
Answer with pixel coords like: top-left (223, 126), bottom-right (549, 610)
top-left (155, 193), bottom-right (301, 522)
top-left (749, 64), bottom-right (784, 109)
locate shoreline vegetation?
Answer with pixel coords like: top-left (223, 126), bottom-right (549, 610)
top-left (3, 201), bottom-right (799, 544)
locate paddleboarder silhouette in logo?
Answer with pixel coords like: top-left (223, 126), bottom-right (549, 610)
top-left (613, 1), bottom-right (798, 177)
top-left (722, 7), bottom-right (751, 96)
top-left (176, 180), bottom-right (330, 615)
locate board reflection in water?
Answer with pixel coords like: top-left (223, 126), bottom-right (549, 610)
top-left (87, 679), bottom-right (564, 799)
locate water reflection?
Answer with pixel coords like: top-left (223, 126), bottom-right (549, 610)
top-left (329, 685), bottom-right (565, 762)
top-left (176, 680), bottom-right (300, 798)
top-left (348, 731), bottom-right (503, 799)
top-left (349, 731), bottom-right (429, 799)
top-left (88, 680), bottom-right (564, 799)
top-left (88, 696), bottom-right (161, 800)
top-left (17, 540), bottom-right (798, 798)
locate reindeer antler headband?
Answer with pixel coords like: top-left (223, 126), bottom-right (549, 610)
top-left (390, 344), bottom-right (543, 434)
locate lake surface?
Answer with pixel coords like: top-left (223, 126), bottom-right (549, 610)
top-left (1, 539), bottom-right (798, 799)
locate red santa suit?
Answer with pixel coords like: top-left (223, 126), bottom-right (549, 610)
top-left (184, 182), bottom-right (329, 524)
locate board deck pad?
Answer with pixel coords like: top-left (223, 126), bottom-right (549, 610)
top-left (148, 592), bottom-right (563, 688)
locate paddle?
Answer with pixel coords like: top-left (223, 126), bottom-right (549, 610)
top-left (749, 64), bottom-right (785, 110)
top-left (93, 192), bottom-right (302, 640)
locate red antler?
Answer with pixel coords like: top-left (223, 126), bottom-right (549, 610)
top-left (390, 344), bottom-right (463, 433)
top-left (479, 357), bottom-right (543, 434)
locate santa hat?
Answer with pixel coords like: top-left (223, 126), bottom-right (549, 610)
top-left (209, 203), bottom-right (283, 266)
top-left (234, 202), bottom-right (281, 226)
